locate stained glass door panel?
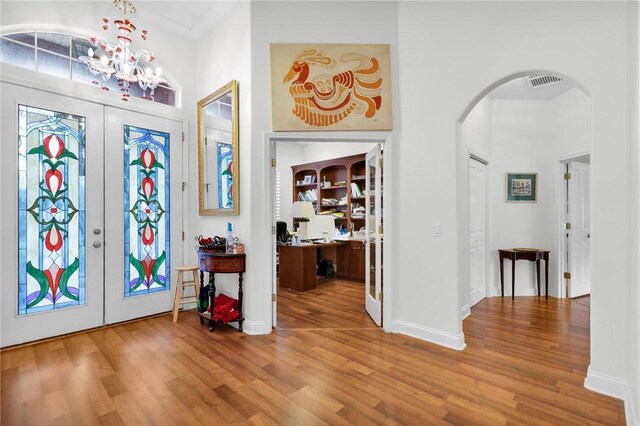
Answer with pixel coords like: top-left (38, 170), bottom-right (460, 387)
top-left (124, 125), bottom-right (171, 297)
top-left (1, 83), bottom-right (104, 347)
top-left (104, 107), bottom-right (183, 324)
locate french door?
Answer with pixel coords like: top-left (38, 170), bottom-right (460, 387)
top-left (104, 108), bottom-right (183, 323)
top-left (365, 145), bottom-right (383, 326)
top-left (1, 84), bottom-right (183, 347)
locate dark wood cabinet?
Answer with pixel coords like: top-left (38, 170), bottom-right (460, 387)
top-left (348, 240), bottom-right (365, 282)
top-left (292, 153), bottom-right (366, 231)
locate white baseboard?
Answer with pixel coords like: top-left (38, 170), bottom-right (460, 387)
top-left (585, 365), bottom-right (636, 425)
top-left (393, 320), bottom-right (466, 351)
top-left (242, 320), bottom-right (269, 335)
top-left (462, 304), bottom-right (470, 319)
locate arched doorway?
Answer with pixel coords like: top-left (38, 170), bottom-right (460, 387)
top-left (457, 71), bottom-right (592, 313)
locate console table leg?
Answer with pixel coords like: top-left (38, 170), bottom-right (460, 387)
top-left (545, 259), bottom-right (549, 300)
top-left (238, 272), bottom-right (244, 333)
top-left (511, 258), bottom-right (515, 301)
top-left (500, 256), bottom-right (505, 298)
top-left (209, 272), bottom-right (215, 332)
top-left (536, 260), bottom-right (541, 297)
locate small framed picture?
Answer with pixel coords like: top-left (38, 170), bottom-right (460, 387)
top-left (506, 173), bottom-right (537, 202)
top-left (303, 175), bottom-right (313, 184)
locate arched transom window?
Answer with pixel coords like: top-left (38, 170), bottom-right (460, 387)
top-left (0, 31), bottom-right (176, 106)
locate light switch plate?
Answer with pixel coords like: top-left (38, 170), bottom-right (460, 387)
top-left (433, 223), bottom-right (442, 237)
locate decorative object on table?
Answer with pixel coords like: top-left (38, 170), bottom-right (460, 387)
top-left (226, 223), bottom-right (234, 253)
top-left (78, 0), bottom-right (166, 101)
top-left (198, 81), bottom-right (240, 216)
top-left (506, 173), bottom-right (537, 202)
top-left (270, 43), bottom-right (392, 131)
top-left (195, 235), bottom-right (225, 252)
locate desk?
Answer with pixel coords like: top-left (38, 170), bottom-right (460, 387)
top-left (499, 248), bottom-right (550, 300)
top-left (197, 248), bottom-right (246, 332)
top-left (278, 242), bottom-right (346, 291)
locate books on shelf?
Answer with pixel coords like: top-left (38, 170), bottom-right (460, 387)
top-left (321, 198), bottom-right (338, 206)
top-left (352, 175), bottom-right (365, 180)
top-left (350, 182), bottom-right (362, 197)
top-left (352, 204), bottom-right (365, 218)
top-left (298, 188), bottom-right (317, 202)
top-left (333, 180), bottom-right (347, 186)
top-left (338, 196), bottom-right (347, 206)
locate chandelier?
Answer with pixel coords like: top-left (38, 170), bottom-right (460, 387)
top-left (79, 0), bottom-right (165, 101)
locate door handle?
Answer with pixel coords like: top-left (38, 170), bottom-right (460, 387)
top-left (93, 241), bottom-right (102, 248)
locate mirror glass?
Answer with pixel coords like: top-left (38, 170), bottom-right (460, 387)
top-left (198, 80), bottom-right (239, 215)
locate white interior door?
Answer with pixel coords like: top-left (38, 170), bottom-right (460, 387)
top-left (1, 83), bottom-right (105, 346)
top-left (469, 157), bottom-right (487, 307)
top-left (365, 145), bottom-right (382, 326)
top-left (567, 161), bottom-right (590, 298)
top-left (104, 107), bottom-right (183, 324)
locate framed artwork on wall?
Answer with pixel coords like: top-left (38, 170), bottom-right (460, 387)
top-left (270, 43), bottom-right (393, 131)
top-left (506, 173), bottom-right (537, 202)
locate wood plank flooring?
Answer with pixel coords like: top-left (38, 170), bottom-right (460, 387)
top-left (1, 284), bottom-right (625, 425)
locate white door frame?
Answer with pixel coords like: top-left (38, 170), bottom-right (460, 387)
top-left (555, 151), bottom-right (590, 299)
top-left (264, 132), bottom-right (393, 331)
top-left (467, 150), bottom-right (489, 317)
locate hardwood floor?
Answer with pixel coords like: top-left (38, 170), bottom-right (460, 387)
top-left (1, 286), bottom-right (625, 425)
top-left (277, 278), bottom-right (375, 330)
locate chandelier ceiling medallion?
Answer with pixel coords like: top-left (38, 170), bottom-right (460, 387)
top-left (80, 0), bottom-right (165, 101)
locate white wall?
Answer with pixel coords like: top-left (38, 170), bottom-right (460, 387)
top-left (276, 142), bottom-right (303, 229)
top-left (399, 0), bottom-right (631, 406)
top-left (189, 2), bottom-right (251, 302)
top-left (301, 142), bottom-right (375, 164)
top-left (463, 96), bottom-right (492, 159)
top-left (630, 3), bottom-right (640, 424)
top-left (488, 99), bottom-right (556, 296)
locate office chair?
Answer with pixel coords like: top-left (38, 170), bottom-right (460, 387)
top-left (276, 221), bottom-right (290, 243)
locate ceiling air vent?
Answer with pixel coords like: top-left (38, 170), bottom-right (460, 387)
top-left (527, 75), bottom-right (564, 88)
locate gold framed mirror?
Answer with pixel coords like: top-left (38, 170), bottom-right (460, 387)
top-left (198, 80), bottom-right (239, 215)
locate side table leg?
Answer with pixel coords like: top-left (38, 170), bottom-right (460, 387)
top-left (238, 272), bottom-right (244, 333)
top-left (545, 259), bottom-right (549, 300)
top-left (536, 260), bottom-right (541, 297)
top-left (199, 270), bottom-right (205, 325)
top-left (500, 255), bottom-right (505, 298)
top-left (511, 257), bottom-right (515, 301)
top-left (209, 273), bottom-right (216, 332)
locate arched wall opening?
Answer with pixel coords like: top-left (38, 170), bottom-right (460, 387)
top-left (456, 70), bottom-right (593, 324)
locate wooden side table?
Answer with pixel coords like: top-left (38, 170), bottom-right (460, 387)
top-left (499, 248), bottom-right (550, 300)
top-left (197, 248), bottom-right (246, 332)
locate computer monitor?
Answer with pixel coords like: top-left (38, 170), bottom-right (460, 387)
top-left (298, 216), bottom-right (336, 241)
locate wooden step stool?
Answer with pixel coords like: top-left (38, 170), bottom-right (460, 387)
top-left (172, 266), bottom-right (200, 323)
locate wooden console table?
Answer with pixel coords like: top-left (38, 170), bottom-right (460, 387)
top-left (197, 248), bottom-right (246, 332)
top-left (499, 248), bottom-right (550, 300)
